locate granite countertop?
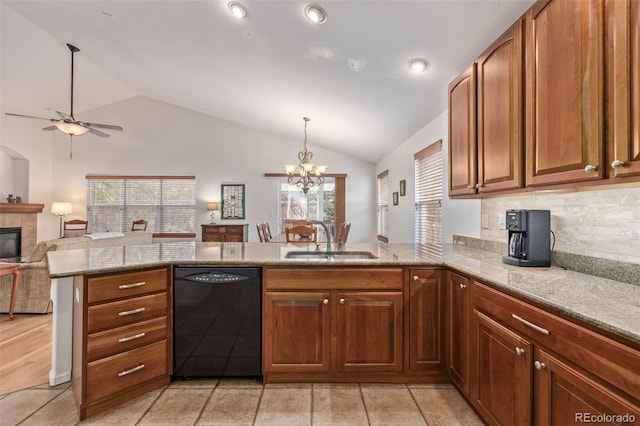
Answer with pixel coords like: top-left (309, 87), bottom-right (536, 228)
top-left (46, 241), bottom-right (639, 345)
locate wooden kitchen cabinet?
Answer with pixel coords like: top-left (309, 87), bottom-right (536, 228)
top-left (201, 224), bottom-right (248, 242)
top-left (472, 310), bottom-right (532, 426)
top-left (72, 267), bottom-right (171, 420)
top-left (448, 64), bottom-right (477, 196)
top-left (445, 271), bottom-right (471, 396)
top-left (471, 279), bottom-right (640, 426)
top-left (534, 348), bottom-right (639, 426)
top-left (263, 267), bottom-right (405, 381)
top-left (263, 291), bottom-right (331, 373)
top-left (476, 19), bottom-right (524, 193)
top-left (409, 269), bottom-right (444, 372)
top-left (606, 0), bottom-right (640, 179)
top-left (525, 0), bottom-right (605, 186)
top-left (337, 291), bottom-right (403, 373)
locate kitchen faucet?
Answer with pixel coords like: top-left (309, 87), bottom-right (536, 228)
top-left (311, 220), bottom-right (332, 252)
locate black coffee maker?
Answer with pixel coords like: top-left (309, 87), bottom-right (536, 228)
top-left (501, 209), bottom-right (551, 267)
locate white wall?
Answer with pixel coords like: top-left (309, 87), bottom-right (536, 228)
top-left (376, 110), bottom-right (480, 243)
top-left (42, 96), bottom-right (376, 243)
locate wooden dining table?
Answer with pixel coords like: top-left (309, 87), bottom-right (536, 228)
top-left (0, 262), bottom-right (21, 320)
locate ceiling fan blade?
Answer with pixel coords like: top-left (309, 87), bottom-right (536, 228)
top-left (56, 111), bottom-right (71, 120)
top-left (42, 125), bottom-right (57, 130)
top-left (5, 112), bottom-right (60, 122)
top-left (86, 127), bottom-right (111, 137)
top-left (82, 122), bottom-right (123, 131)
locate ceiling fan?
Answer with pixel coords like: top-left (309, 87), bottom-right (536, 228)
top-left (5, 43), bottom-right (123, 138)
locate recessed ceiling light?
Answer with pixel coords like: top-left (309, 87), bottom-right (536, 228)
top-left (305, 5), bottom-right (327, 24)
top-left (228, 2), bottom-right (247, 19)
top-left (408, 58), bottom-right (430, 73)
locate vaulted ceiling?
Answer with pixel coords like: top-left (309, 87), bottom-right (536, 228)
top-left (1, 0), bottom-right (535, 163)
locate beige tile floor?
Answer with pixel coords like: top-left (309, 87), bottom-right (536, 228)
top-left (0, 379), bottom-right (484, 426)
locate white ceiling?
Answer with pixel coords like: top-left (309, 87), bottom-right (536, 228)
top-left (1, 0), bottom-right (535, 163)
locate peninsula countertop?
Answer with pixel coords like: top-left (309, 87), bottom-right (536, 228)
top-left (47, 241), bottom-right (640, 345)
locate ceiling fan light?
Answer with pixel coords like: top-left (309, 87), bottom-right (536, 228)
top-left (55, 122), bottom-right (89, 136)
top-left (228, 2), bottom-right (247, 18)
top-left (305, 5), bottom-right (327, 24)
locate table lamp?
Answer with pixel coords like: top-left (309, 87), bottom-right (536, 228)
top-left (207, 202), bottom-right (220, 224)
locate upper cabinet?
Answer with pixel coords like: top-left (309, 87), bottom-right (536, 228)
top-left (477, 20), bottom-right (525, 193)
top-left (448, 64), bottom-right (477, 197)
top-left (606, 0), bottom-right (640, 178)
top-left (449, 0), bottom-right (639, 197)
top-left (525, 0), bottom-right (604, 186)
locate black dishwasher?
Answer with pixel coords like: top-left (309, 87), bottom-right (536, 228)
top-left (173, 266), bottom-right (261, 378)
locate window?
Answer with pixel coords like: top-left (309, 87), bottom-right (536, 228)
top-left (86, 176), bottom-right (196, 237)
top-left (414, 141), bottom-right (442, 255)
top-left (278, 178), bottom-right (335, 234)
top-left (377, 170), bottom-right (389, 242)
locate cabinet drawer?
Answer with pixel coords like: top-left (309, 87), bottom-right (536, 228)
top-left (87, 316), bottom-right (167, 361)
top-left (86, 340), bottom-right (168, 403)
top-left (88, 292), bottom-right (167, 333)
top-left (87, 268), bottom-right (167, 303)
top-left (265, 268), bottom-right (403, 290)
top-left (473, 281), bottom-right (640, 401)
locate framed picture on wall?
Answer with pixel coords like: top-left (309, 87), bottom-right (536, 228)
top-left (393, 192), bottom-right (399, 206)
top-left (221, 184), bottom-right (245, 219)
top-left (399, 180), bottom-right (406, 196)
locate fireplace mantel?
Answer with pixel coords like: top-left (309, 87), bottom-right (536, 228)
top-left (0, 203), bottom-right (45, 214)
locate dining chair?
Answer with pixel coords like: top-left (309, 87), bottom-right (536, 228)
top-left (63, 219), bottom-right (88, 238)
top-left (263, 222), bottom-right (273, 241)
top-left (337, 222), bottom-right (351, 244)
top-left (256, 223), bottom-right (266, 242)
top-left (285, 225), bottom-right (318, 242)
top-left (131, 219), bottom-right (148, 231)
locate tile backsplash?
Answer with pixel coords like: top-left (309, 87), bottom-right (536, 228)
top-left (481, 186), bottom-right (640, 264)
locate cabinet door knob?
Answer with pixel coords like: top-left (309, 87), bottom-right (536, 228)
top-left (475, 184), bottom-right (483, 189)
top-left (459, 283), bottom-right (466, 290)
top-left (413, 275), bottom-right (419, 281)
top-left (534, 361), bottom-right (546, 370)
top-left (515, 347), bottom-right (525, 356)
top-left (339, 298), bottom-right (345, 304)
top-left (584, 164), bottom-right (597, 173)
top-left (323, 298), bottom-right (329, 305)
top-left (611, 160), bottom-right (624, 169)
top-left (467, 185), bottom-right (474, 190)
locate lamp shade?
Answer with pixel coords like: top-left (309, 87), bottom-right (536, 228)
top-left (51, 201), bottom-right (72, 216)
top-left (207, 202), bottom-right (220, 211)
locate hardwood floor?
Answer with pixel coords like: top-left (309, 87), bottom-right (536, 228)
top-left (0, 313), bottom-right (52, 396)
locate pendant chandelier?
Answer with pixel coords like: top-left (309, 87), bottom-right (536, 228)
top-left (284, 117), bottom-right (328, 194)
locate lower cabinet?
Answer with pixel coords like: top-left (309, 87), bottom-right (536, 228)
top-left (472, 310), bottom-right (532, 426)
top-left (470, 280), bottom-right (640, 426)
top-left (409, 269), bottom-right (444, 372)
top-left (445, 271), bottom-right (471, 396)
top-left (72, 267), bottom-right (172, 420)
top-left (263, 289), bottom-right (403, 379)
top-left (263, 266), bottom-right (443, 382)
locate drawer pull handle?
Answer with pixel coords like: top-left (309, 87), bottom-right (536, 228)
top-left (511, 314), bottom-right (550, 335)
top-left (118, 364), bottom-right (145, 377)
top-left (119, 281), bottom-right (146, 290)
top-left (119, 307), bottom-right (146, 316)
top-left (118, 332), bottom-right (146, 343)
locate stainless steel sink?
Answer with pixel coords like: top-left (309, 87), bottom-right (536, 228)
top-left (284, 251), bottom-right (378, 260)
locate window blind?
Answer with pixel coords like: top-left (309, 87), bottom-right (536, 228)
top-left (86, 176), bottom-right (196, 237)
top-left (377, 170), bottom-right (389, 241)
top-left (414, 141), bottom-right (442, 256)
